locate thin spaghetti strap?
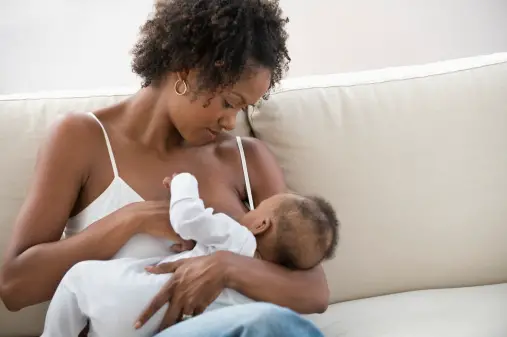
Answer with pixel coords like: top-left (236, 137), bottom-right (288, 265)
top-left (87, 112), bottom-right (119, 177)
top-left (236, 136), bottom-right (255, 210)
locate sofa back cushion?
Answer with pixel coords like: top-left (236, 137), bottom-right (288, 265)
top-left (250, 53), bottom-right (507, 304)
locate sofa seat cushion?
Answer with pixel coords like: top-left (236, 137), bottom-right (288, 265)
top-left (307, 283), bottom-right (507, 337)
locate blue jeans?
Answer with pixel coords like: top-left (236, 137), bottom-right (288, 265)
top-left (154, 302), bottom-right (324, 337)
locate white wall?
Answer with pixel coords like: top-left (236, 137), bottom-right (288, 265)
top-left (285, 0), bottom-right (507, 76)
top-left (1, 0), bottom-right (507, 94)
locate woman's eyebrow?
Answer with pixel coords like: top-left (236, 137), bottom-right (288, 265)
top-left (230, 92), bottom-right (254, 105)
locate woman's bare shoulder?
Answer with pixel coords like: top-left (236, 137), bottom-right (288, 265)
top-left (29, 111), bottom-right (106, 198)
top-left (216, 135), bottom-right (287, 201)
top-left (214, 134), bottom-right (269, 158)
top-left (48, 112), bottom-right (102, 143)
top-left (2, 113), bottom-right (106, 260)
top-left (42, 112), bottom-right (110, 164)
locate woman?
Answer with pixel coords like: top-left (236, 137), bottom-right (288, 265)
top-left (0, 0), bottom-right (329, 336)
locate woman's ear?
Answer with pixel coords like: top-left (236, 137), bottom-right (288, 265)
top-left (251, 218), bottom-right (272, 236)
top-left (178, 69), bottom-right (192, 81)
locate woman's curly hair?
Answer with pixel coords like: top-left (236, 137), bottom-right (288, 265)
top-left (132, 0), bottom-right (290, 98)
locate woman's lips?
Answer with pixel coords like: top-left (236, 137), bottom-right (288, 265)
top-left (207, 128), bottom-right (221, 136)
top-left (207, 128), bottom-right (221, 139)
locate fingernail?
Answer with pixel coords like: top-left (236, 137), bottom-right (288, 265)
top-left (134, 321), bottom-right (141, 329)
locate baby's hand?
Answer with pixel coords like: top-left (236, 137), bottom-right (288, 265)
top-left (162, 173), bottom-right (179, 190)
top-left (170, 239), bottom-right (196, 253)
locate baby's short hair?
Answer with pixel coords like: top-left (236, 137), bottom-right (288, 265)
top-left (274, 195), bottom-right (340, 270)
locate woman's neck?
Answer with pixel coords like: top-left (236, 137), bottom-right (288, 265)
top-left (121, 85), bottom-right (183, 153)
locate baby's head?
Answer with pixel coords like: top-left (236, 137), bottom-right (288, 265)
top-left (240, 193), bottom-right (339, 270)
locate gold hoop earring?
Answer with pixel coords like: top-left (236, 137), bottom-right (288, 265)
top-left (174, 79), bottom-right (188, 96)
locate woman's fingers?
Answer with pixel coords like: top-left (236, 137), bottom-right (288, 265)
top-left (134, 281), bottom-right (175, 329)
top-left (145, 259), bottom-right (184, 274)
top-left (158, 281), bottom-right (198, 330)
top-left (194, 303), bottom-right (207, 316)
top-left (158, 294), bottom-right (184, 330)
top-left (181, 299), bottom-right (198, 320)
top-left (141, 255), bottom-right (225, 331)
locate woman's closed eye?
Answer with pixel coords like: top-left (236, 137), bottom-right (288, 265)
top-left (222, 99), bottom-right (234, 109)
top-left (223, 98), bottom-right (254, 112)
top-left (242, 105), bottom-right (254, 113)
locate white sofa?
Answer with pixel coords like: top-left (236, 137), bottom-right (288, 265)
top-left (1, 53), bottom-right (507, 337)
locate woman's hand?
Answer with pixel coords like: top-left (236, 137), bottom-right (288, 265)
top-left (125, 200), bottom-right (174, 240)
top-left (134, 251), bottom-right (230, 330)
top-left (125, 201), bottom-right (195, 250)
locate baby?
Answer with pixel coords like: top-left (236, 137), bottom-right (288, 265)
top-left (42, 173), bottom-right (339, 337)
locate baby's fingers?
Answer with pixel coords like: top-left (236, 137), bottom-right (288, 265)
top-left (162, 177), bottom-right (172, 189)
top-left (170, 243), bottom-right (183, 253)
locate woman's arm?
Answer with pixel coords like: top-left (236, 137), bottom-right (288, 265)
top-left (229, 138), bottom-right (330, 313)
top-left (0, 114), bottom-right (132, 310)
top-left (0, 114), bottom-right (168, 311)
top-left (226, 255), bottom-right (329, 313)
top-left (1, 212), bottom-right (141, 311)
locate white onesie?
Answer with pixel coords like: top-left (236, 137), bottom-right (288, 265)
top-left (42, 173), bottom-right (255, 337)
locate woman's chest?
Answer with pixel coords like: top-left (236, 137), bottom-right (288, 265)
top-left (84, 144), bottom-right (248, 220)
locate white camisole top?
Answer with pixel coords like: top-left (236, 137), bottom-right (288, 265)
top-left (64, 112), bottom-right (255, 259)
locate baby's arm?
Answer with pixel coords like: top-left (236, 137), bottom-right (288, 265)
top-left (169, 173), bottom-right (255, 254)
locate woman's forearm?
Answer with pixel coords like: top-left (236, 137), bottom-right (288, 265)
top-left (0, 212), bottom-right (139, 311)
top-left (224, 252), bottom-right (330, 314)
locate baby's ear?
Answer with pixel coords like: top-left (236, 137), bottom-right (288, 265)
top-left (251, 218), bottom-right (272, 235)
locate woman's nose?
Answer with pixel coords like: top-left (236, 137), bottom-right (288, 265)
top-left (219, 113), bottom-right (237, 131)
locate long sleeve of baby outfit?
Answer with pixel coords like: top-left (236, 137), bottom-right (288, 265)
top-left (170, 173), bottom-right (256, 256)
